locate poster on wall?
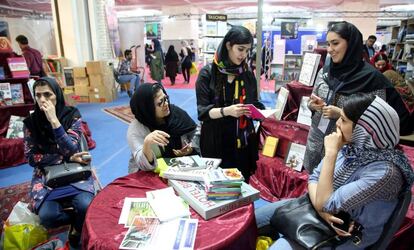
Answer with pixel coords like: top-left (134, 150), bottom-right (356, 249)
top-left (105, 5), bottom-right (122, 57)
top-left (146, 23), bottom-right (161, 40)
top-left (281, 22), bottom-right (298, 39)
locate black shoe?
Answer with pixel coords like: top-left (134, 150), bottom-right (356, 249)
top-left (68, 225), bottom-right (81, 248)
top-left (127, 90), bottom-right (132, 98)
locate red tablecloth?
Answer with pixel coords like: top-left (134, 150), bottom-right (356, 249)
top-left (281, 81), bottom-right (313, 121)
top-left (82, 171), bottom-right (257, 250)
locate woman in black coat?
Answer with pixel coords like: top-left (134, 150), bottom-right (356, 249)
top-left (164, 45), bottom-right (179, 85)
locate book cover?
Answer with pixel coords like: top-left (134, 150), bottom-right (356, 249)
top-left (245, 104), bottom-right (276, 120)
top-left (296, 96), bottom-right (312, 126)
top-left (7, 57), bottom-right (30, 78)
top-left (118, 198), bottom-right (157, 227)
top-left (262, 136), bottom-right (279, 157)
top-left (0, 82), bottom-right (12, 105)
top-left (205, 168), bottom-right (244, 184)
top-left (274, 87), bottom-right (289, 120)
top-left (119, 216), bottom-right (160, 249)
top-left (6, 115), bottom-right (25, 139)
top-left (10, 83), bottom-right (24, 104)
top-left (162, 168), bottom-right (212, 182)
top-left (285, 143), bottom-right (307, 172)
top-left (298, 53), bottom-right (321, 86)
top-left (168, 179), bottom-right (259, 220)
top-left (0, 66), bottom-right (5, 80)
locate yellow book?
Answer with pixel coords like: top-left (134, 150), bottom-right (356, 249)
top-left (262, 136), bottom-right (279, 157)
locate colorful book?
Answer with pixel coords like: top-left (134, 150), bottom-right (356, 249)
top-left (118, 198), bottom-right (156, 227)
top-left (6, 115), bottom-right (25, 139)
top-left (10, 83), bottom-right (24, 104)
top-left (285, 143), bottom-right (307, 172)
top-left (204, 168), bottom-right (244, 184)
top-left (168, 179), bottom-right (259, 220)
top-left (244, 104), bottom-right (277, 120)
top-left (0, 82), bottom-right (12, 105)
top-left (7, 57), bottom-right (30, 78)
top-left (262, 136), bottom-right (279, 157)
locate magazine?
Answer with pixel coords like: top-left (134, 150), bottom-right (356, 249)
top-left (296, 96), bottom-right (312, 126)
top-left (285, 143), bottom-right (307, 172)
top-left (120, 217), bottom-right (198, 250)
top-left (169, 179), bottom-right (260, 220)
top-left (0, 82), bottom-right (12, 105)
top-left (6, 115), bottom-right (25, 139)
top-left (118, 198), bottom-right (156, 227)
top-left (10, 83), bottom-right (24, 104)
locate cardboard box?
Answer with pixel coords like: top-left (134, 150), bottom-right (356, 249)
top-left (76, 96), bottom-right (89, 103)
top-left (74, 77), bottom-right (89, 86)
top-left (75, 84), bottom-right (90, 96)
top-left (89, 85), bottom-right (114, 103)
top-left (86, 61), bottom-right (109, 75)
top-left (64, 92), bottom-right (77, 106)
top-left (73, 67), bottom-right (87, 78)
top-left (88, 74), bottom-right (104, 88)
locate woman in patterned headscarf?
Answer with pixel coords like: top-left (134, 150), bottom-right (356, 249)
top-left (195, 25), bottom-right (264, 182)
top-left (256, 93), bottom-right (414, 249)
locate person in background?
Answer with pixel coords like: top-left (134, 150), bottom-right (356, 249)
top-left (261, 39), bottom-right (273, 81)
top-left (145, 43), bottom-right (153, 67)
top-left (256, 93), bottom-right (414, 249)
top-left (15, 35), bottom-right (45, 77)
top-left (195, 26), bottom-right (264, 182)
top-left (383, 69), bottom-right (414, 114)
top-left (362, 35), bottom-right (377, 61)
top-left (164, 45), bottom-right (179, 86)
top-left (180, 40), bottom-right (193, 84)
top-left (370, 52), bottom-right (393, 73)
top-left (149, 39), bottom-right (164, 84)
top-left (23, 77), bottom-right (95, 247)
top-left (127, 83), bottom-right (197, 173)
top-left (303, 21), bottom-right (411, 174)
top-left (117, 49), bottom-right (140, 97)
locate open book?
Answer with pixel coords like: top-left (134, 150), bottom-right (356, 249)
top-left (245, 104), bottom-right (277, 120)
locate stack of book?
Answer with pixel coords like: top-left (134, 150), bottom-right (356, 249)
top-left (203, 168), bottom-right (244, 200)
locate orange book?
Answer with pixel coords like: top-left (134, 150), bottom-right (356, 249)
top-left (262, 136), bottom-right (279, 157)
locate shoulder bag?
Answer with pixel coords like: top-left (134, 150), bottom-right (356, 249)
top-left (43, 135), bottom-right (92, 188)
top-left (270, 194), bottom-right (343, 249)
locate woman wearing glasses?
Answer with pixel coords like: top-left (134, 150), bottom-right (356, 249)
top-left (127, 83), bottom-right (197, 173)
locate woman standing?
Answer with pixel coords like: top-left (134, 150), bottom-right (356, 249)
top-left (127, 83), bottom-right (197, 173)
top-left (304, 21), bottom-right (411, 174)
top-left (195, 26), bottom-right (264, 182)
top-left (149, 38), bottom-right (164, 83)
top-left (164, 45), bottom-right (179, 85)
top-left (180, 40), bottom-right (193, 84)
top-left (23, 77), bottom-right (95, 247)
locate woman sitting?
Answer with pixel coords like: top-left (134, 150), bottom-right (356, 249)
top-left (127, 83), bottom-right (197, 173)
top-left (23, 77), bottom-right (95, 247)
top-left (255, 93), bottom-right (414, 249)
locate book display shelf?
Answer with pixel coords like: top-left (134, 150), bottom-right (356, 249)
top-left (43, 57), bottom-right (67, 87)
top-left (388, 18), bottom-right (414, 79)
top-left (272, 54), bottom-right (302, 91)
top-left (201, 17), bottom-right (226, 65)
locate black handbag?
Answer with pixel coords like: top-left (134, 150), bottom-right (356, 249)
top-left (270, 194), bottom-right (341, 249)
top-left (44, 162), bottom-right (92, 188)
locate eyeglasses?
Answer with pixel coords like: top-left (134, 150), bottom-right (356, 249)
top-left (156, 95), bottom-right (169, 107)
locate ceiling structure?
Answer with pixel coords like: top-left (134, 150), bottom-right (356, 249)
top-left (0, 0), bottom-right (414, 15)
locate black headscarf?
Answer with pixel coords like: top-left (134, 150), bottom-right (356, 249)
top-left (130, 83), bottom-right (197, 157)
top-left (23, 77), bottom-right (81, 151)
top-left (324, 22), bottom-right (412, 135)
top-left (325, 22), bottom-right (392, 95)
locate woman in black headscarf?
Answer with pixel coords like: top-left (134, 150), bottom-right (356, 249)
top-left (304, 21), bottom-right (411, 174)
top-left (195, 26), bottom-right (264, 182)
top-left (127, 83), bottom-right (197, 173)
top-left (23, 77), bottom-right (95, 247)
top-left (164, 45), bottom-right (179, 85)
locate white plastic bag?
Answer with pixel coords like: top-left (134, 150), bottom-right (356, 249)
top-left (6, 201), bottom-right (40, 226)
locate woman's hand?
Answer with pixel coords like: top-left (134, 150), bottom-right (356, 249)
top-left (324, 127), bottom-right (344, 156)
top-left (144, 130), bottom-right (170, 147)
top-left (322, 105), bottom-right (341, 119)
top-left (226, 104), bottom-right (251, 118)
top-left (318, 211), bottom-right (353, 237)
top-left (173, 143), bottom-right (193, 157)
top-left (69, 151), bottom-right (91, 165)
top-left (309, 94), bottom-right (326, 111)
top-left (40, 100), bottom-right (60, 127)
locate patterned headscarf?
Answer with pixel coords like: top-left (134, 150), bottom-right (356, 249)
top-left (333, 97), bottom-right (414, 191)
top-left (213, 41), bottom-right (248, 76)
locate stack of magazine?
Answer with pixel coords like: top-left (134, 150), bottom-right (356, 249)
top-left (203, 168), bottom-right (244, 200)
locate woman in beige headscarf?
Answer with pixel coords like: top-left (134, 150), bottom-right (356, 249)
top-left (383, 69), bottom-right (414, 113)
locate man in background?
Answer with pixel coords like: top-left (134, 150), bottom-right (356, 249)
top-left (363, 35), bottom-right (377, 61)
top-left (117, 49), bottom-right (140, 97)
top-left (15, 35), bottom-right (45, 76)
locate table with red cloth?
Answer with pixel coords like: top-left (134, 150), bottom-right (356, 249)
top-left (280, 81), bottom-right (313, 121)
top-left (82, 171), bottom-right (257, 250)
top-left (250, 117), bottom-right (414, 249)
